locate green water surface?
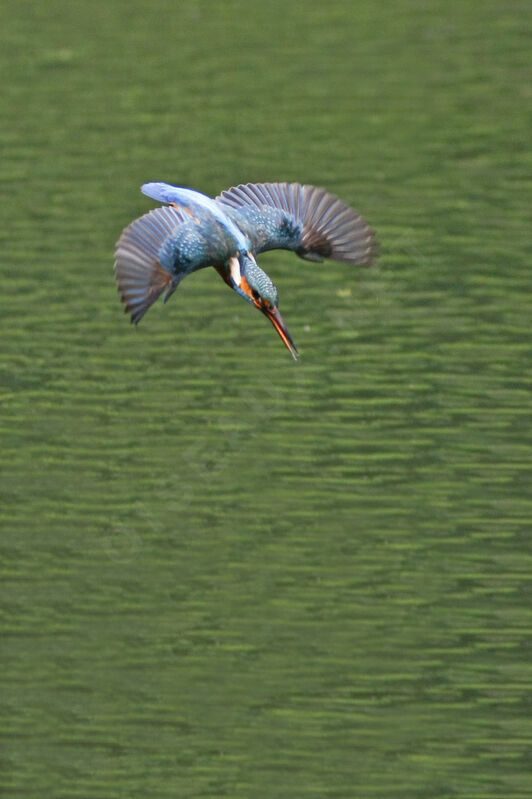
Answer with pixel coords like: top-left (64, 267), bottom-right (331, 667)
top-left (1, 1), bottom-right (531, 797)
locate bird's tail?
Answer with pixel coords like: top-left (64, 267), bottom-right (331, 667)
top-left (114, 205), bottom-right (186, 324)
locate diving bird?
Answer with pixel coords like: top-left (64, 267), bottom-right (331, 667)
top-left (115, 181), bottom-right (377, 359)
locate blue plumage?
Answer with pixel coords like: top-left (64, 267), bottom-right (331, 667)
top-left (141, 182), bottom-right (248, 251)
top-left (115, 181), bottom-right (377, 357)
top-left (222, 203), bottom-right (304, 257)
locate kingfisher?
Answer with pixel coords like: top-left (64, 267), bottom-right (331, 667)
top-left (115, 181), bottom-right (377, 359)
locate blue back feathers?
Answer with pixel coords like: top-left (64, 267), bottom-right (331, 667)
top-left (141, 182), bottom-right (249, 252)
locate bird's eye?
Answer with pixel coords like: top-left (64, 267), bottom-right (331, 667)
top-left (251, 289), bottom-right (260, 301)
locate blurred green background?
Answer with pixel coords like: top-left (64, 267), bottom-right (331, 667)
top-left (1, 1), bottom-right (531, 796)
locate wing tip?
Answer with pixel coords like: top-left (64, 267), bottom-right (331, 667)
top-left (115, 259), bottom-right (175, 324)
top-left (114, 206), bottom-right (180, 324)
top-left (114, 204), bottom-right (187, 323)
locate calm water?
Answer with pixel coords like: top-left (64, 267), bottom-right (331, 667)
top-left (2, 1), bottom-right (531, 797)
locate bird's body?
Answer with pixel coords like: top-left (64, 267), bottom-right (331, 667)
top-left (115, 181), bottom-right (377, 358)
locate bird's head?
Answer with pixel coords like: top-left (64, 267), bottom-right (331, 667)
top-left (222, 252), bottom-right (299, 360)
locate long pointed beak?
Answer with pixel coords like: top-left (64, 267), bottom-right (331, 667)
top-left (262, 305), bottom-right (299, 360)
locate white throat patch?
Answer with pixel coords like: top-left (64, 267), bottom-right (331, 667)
top-left (228, 256), bottom-right (242, 285)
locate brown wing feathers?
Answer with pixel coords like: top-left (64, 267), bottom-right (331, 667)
top-left (114, 205), bottom-right (186, 324)
top-left (218, 182), bottom-right (377, 266)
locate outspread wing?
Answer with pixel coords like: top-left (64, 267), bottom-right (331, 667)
top-left (216, 182), bottom-right (377, 265)
top-left (115, 204), bottom-right (191, 324)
